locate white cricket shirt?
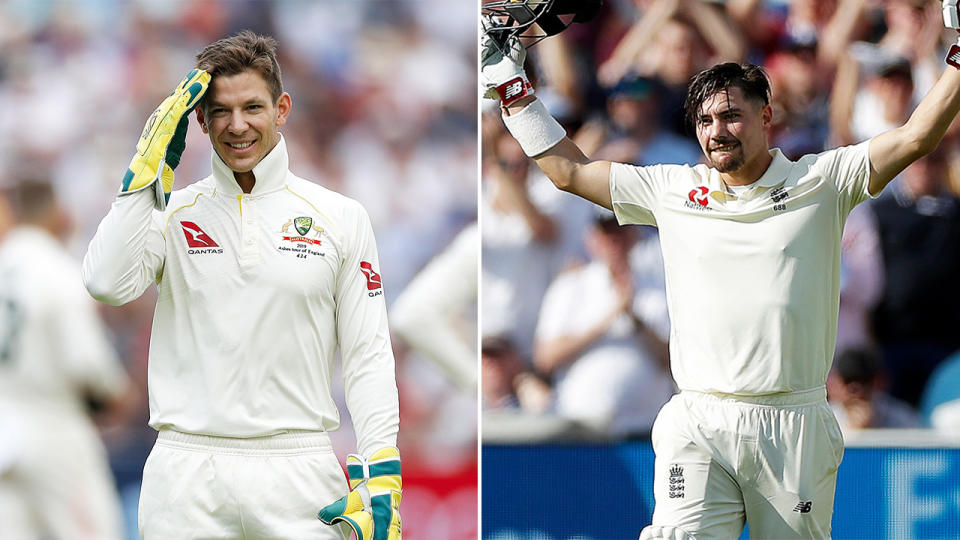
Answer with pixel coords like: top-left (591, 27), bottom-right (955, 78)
top-left (610, 142), bottom-right (874, 395)
top-left (0, 226), bottom-right (127, 413)
top-left (83, 137), bottom-right (398, 455)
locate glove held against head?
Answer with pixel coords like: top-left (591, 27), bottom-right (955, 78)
top-left (120, 69), bottom-right (210, 211)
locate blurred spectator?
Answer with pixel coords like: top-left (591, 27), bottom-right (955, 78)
top-left (827, 348), bottom-right (919, 435)
top-left (597, 0), bottom-right (745, 137)
top-left (533, 210), bottom-right (673, 436)
top-left (574, 75), bottom-right (701, 166)
top-left (0, 179), bottom-right (135, 540)
top-left (836, 203), bottom-right (884, 353)
top-left (869, 147), bottom-right (960, 407)
top-left (766, 39), bottom-right (831, 158)
top-left (827, 0), bottom-right (944, 146)
top-left (481, 133), bottom-right (571, 359)
top-left (831, 52), bottom-right (915, 146)
top-left (482, 335), bottom-right (552, 413)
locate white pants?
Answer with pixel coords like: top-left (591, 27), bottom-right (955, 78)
top-left (641, 388), bottom-right (844, 540)
top-left (139, 429), bottom-right (350, 540)
top-left (0, 410), bottom-right (124, 540)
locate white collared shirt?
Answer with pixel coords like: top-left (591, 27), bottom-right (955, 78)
top-left (83, 137), bottom-right (398, 455)
top-left (610, 142), bottom-right (874, 395)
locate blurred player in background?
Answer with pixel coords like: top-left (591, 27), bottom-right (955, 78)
top-left (482, 1), bottom-right (960, 537)
top-left (390, 222), bottom-right (478, 393)
top-left (0, 179), bottom-right (133, 540)
top-left (83, 31), bottom-right (400, 540)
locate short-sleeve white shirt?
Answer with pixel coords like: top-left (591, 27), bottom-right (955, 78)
top-left (610, 143), bottom-right (874, 395)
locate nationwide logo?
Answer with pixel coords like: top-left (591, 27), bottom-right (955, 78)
top-left (684, 186), bottom-right (712, 211)
top-left (181, 221), bottom-right (223, 254)
top-left (281, 216), bottom-right (323, 246)
top-left (668, 464), bottom-right (685, 499)
top-left (688, 186), bottom-right (709, 206)
top-left (360, 261), bottom-right (383, 297)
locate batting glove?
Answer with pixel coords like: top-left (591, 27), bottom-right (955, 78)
top-left (120, 69), bottom-right (210, 210)
top-left (318, 446), bottom-right (402, 540)
top-left (944, 0), bottom-right (960, 68)
top-left (480, 28), bottom-right (534, 106)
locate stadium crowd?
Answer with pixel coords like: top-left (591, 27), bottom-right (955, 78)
top-left (0, 1), bottom-right (477, 539)
top-left (481, 0), bottom-right (960, 437)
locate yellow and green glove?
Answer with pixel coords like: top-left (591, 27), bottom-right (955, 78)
top-left (120, 69), bottom-right (210, 210)
top-left (318, 446), bottom-right (402, 540)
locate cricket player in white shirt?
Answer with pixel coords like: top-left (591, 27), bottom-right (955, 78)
top-left (482, 4), bottom-right (960, 538)
top-left (83, 31), bottom-right (401, 540)
top-left (0, 180), bottom-right (130, 540)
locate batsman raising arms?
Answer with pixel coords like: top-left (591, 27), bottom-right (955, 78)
top-left (83, 31), bottom-right (401, 540)
top-left (482, 1), bottom-right (960, 538)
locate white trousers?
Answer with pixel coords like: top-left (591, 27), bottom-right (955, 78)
top-left (139, 429), bottom-right (350, 540)
top-left (0, 411), bottom-right (124, 540)
top-left (641, 387), bottom-right (844, 540)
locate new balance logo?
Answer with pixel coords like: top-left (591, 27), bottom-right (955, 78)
top-left (498, 77), bottom-right (531, 105)
top-left (360, 261), bottom-right (383, 296)
top-left (948, 45), bottom-right (960, 69)
top-left (668, 464), bottom-right (685, 499)
top-left (793, 501), bottom-right (813, 514)
top-left (504, 80), bottom-right (524, 100)
top-left (181, 221), bottom-right (219, 247)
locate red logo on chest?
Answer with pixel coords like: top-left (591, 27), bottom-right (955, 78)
top-left (180, 221), bottom-right (219, 248)
top-left (688, 186), bottom-right (709, 206)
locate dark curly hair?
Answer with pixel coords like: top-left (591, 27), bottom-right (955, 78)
top-left (684, 63), bottom-right (770, 130)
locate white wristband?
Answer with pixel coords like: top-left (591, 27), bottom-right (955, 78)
top-left (501, 98), bottom-right (567, 157)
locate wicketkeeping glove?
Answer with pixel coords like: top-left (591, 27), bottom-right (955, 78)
top-left (480, 26), bottom-right (534, 106)
top-left (120, 69), bottom-right (210, 210)
top-left (318, 446), bottom-right (402, 540)
top-left (944, 0), bottom-right (960, 68)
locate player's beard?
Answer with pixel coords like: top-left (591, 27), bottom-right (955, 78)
top-left (708, 139), bottom-right (744, 173)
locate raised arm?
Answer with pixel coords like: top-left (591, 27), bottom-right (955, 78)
top-left (83, 70), bottom-right (208, 304)
top-left (867, 55), bottom-right (960, 194)
top-left (481, 33), bottom-right (614, 208)
top-left (505, 97), bottom-right (613, 208)
top-left (867, 5), bottom-right (960, 194)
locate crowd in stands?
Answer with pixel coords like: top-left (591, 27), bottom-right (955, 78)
top-left (0, 1), bottom-right (477, 539)
top-left (481, 0), bottom-right (960, 438)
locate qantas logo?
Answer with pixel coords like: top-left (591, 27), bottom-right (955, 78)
top-left (360, 261), bottom-right (383, 296)
top-left (180, 221), bottom-right (223, 254)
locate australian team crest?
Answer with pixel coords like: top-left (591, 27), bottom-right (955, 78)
top-left (294, 216), bottom-right (313, 236)
top-left (281, 216), bottom-right (324, 246)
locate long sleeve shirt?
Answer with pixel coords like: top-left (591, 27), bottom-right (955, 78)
top-left (82, 137), bottom-right (398, 455)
